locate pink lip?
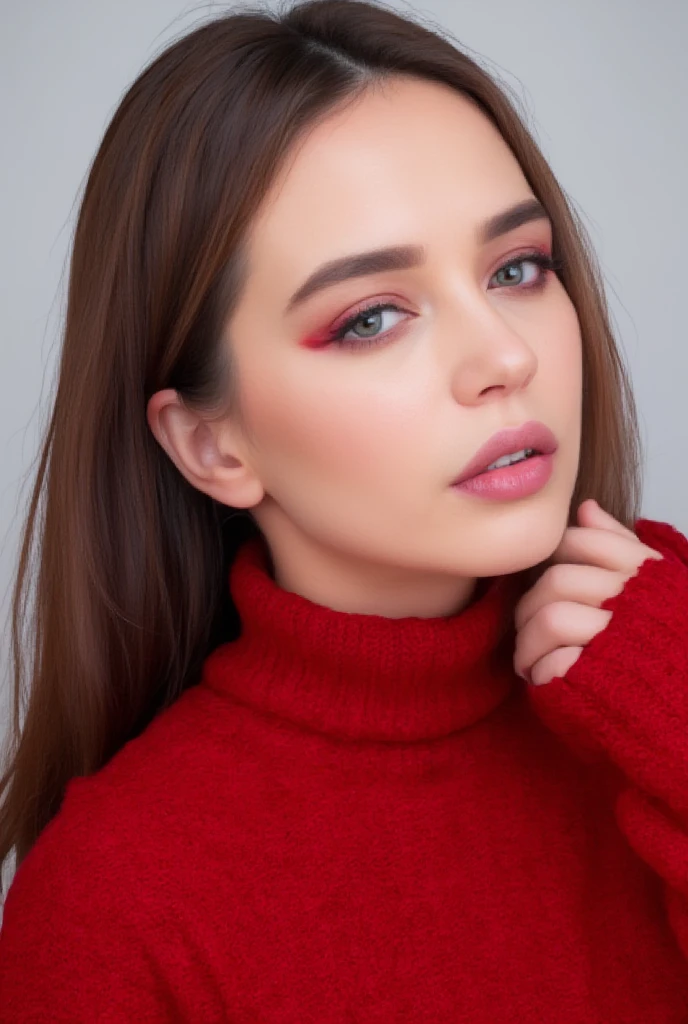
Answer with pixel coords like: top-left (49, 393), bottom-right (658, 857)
top-left (451, 420), bottom-right (558, 486)
top-left (451, 453), bottom-right (554, 501)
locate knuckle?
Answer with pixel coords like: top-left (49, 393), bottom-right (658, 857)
top-left (543, 562), bottom-right (570, 597)
top-left (540, 601), bottom-right (567, 638)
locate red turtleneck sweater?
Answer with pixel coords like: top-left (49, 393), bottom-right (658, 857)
top-left (1, 517), bottom-right (688, 1021)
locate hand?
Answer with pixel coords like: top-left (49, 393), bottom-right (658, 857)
top-left (513, 499), bottom-right (664, 687)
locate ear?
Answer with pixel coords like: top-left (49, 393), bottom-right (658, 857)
top-left (146, 388), bottom-right (264, 509)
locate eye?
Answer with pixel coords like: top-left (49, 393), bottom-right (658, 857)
top-left (329, 303), bottom-right (409, 350)
top-left (492, 257), bottom-right (539, 287)
top-left (324, 250), bottom-right (564, 351)
top-left (489, 252), bottom-right (561, 290)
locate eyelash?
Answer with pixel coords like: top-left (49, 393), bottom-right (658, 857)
top-left (325, 251), bottom-right (565, 351)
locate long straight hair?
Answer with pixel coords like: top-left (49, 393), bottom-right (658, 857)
top-left (0, 0), bottom-right (642, 888)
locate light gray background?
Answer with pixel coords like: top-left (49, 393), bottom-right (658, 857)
top-left (1, 0), bottom-right (687, 752)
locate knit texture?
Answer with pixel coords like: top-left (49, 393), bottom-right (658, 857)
top-left (1, 518), bottom-right (688, 1022)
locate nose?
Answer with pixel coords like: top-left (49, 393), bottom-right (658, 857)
top-left (447, 302), bottom-right (538, 404)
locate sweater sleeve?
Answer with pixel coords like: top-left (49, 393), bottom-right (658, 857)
top-left (0, 781), bottom-right (217, 1023)
top-left (524, 516), bottom-right (688, 959)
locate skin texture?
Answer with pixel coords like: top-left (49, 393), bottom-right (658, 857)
top-left (147, 74), bottom-right (584, 620)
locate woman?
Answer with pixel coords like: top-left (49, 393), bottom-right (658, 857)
top-left (1, 0), bottom-right (687, 1018)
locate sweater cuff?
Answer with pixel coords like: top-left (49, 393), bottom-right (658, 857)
top-left (525, 518), bottom-right (688, 816)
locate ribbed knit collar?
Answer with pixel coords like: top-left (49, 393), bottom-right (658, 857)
top-left (201, 533), bottom-right (524, 742)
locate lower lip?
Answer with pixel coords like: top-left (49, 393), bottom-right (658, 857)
top-left (451, 453), bottom-right (555, 501)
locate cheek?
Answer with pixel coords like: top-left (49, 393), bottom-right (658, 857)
top-left (547, 301), bottom-right (584, 466)
top-left (240, 362), bottom-right (413, 486)
top-left (296, 389), bottom-right (413, 481)
top-left (541, 294), bottom-right (583, 391)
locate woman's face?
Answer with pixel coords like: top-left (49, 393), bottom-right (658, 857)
top-left (155, 75), bottom-right (583, 618)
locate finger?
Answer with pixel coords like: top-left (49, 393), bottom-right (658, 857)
top-left (513, 563), bottom-right (627, 632)
top-left (528, 645), bottom-right (583, 687)
top-left (550, 525), bottom-right (662, 574)
top-left (578, 499), bottom-right (638, 541)
top-left (513, 601), bottom-right (612, 680)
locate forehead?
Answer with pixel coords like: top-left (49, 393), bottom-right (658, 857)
top-left (247, 76), bottom-right (532, 266)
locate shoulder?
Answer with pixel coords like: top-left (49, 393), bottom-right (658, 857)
top-left (2, 682), bottom-right (240, 919)
top-left (0, 681), bottom-right (257, 1016)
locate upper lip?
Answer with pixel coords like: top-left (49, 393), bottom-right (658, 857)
top-left (452, 420), bottom-right (558, 485)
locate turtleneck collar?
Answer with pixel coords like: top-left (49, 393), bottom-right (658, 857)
top-left (201, 533), bottom-right (524, 743)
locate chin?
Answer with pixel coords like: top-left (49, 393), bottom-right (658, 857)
top-left (479, 518), bottom-right (565, 576)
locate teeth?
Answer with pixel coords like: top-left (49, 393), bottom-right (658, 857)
top-left (486, 448), bottom-right (535, 471)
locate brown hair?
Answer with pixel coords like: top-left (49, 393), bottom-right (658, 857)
top-left (0, 0), bottom-right (642, 890)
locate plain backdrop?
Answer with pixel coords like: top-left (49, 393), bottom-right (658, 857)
top-left (1, 0), bottom-right (687, 751)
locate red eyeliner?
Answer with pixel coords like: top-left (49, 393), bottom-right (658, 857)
top-left (299, 331), bottom-right (330, 349)
top-left (298, 294), bottom-right (397, 349)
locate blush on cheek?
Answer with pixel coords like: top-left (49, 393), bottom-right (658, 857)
top-left (290, 396), bottom-right (386, 478)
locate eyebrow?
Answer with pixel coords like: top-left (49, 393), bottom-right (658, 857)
top-left (284, 197), bottom-right (550, 314)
